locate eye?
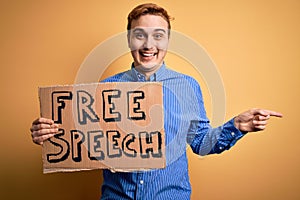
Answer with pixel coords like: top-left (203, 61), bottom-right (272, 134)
top-left (134, 33), bottom-right (145, 39)
top-left (153, 33), bottom-right (164, 40)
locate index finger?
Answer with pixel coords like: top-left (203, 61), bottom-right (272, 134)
top-left (32, 118), bottom-right (54, 125)
top-left (251, 109), bottom-right (283, 118)
top-left (267, 110), bottom-right (283, 118)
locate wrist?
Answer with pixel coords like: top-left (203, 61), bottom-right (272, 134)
top-left (234, 116), bottom-right (248, 134)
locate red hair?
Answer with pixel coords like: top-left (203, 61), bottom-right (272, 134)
top-left (127, 3), bottom-right (173, 31)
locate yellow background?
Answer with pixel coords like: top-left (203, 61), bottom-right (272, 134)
top-left (0, 0), bottom-right (299, 199)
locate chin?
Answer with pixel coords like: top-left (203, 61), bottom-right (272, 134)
top-left (143, 62), bottom-right (158, 68)
top-left (139, 62), bottom-right (161, 70)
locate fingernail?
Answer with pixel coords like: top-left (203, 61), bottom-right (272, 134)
top-left (51, 124), bottom-right (59, 128)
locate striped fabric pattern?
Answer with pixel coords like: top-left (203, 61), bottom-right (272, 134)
top-left (100, 63), bottom-right (244, 200)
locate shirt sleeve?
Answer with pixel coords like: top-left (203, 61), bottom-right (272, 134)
top-left (185, 77), bottom-right (245, 156)
top-left (188, 118), bottom-right (245, 156)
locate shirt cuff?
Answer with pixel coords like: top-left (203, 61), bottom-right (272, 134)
top-left (222, 118), bottom-right (245, 147)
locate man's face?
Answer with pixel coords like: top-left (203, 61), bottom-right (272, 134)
top-left (128, 14), bottom-right (169, 76)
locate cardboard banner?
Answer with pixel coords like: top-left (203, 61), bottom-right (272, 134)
top-left (39, 82), bottom-right (165, 173)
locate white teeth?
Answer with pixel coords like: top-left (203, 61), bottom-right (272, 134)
top-left (141, 53), bottom-right (156, 57)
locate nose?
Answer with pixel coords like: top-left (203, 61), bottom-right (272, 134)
top-left (143, 37), bottom-right (155, 49)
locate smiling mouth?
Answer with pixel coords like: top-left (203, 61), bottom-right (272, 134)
top-left (139, 51), bottom-right (158, 57)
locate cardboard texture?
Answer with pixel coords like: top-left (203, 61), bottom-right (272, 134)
top-left (39, 82), bottom-right (165, 173)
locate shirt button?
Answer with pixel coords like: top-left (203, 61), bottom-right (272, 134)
top-left (219, 146), bottom-right (223, 150)
top-left (140, 180), bottom-right (144, 185)
top-left (231, 132), bottom-right (235, 136)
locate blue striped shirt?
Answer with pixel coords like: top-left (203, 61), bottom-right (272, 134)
top-left (100, 63), bottom-right (244, 200)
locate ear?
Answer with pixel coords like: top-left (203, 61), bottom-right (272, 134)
top-left (127, 32), bottom-right (131, 49)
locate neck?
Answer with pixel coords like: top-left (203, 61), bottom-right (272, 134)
top-left (133, 62), bottom-right (163, 80)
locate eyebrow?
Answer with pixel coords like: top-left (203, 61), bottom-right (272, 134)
top-left (153, 28), bottom-right (166, 33)
top-left (132, 28), bottom-right (166, 33)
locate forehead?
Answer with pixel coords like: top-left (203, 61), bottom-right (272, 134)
top-left (130, 14), bottom-right (168, 30)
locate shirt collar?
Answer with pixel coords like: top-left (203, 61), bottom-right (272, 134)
top-left (131, 62), bottom-right (167, 82)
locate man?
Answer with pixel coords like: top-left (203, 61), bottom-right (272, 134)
top-left (30, 3), bottom-right (282, 200)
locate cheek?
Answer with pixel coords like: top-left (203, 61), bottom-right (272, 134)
top-left (157, 50), bottom-right (167, 59)
top-left (157, 40), bottom-right (169, 51)
top-left (129, 38), bottom-right (143, 51)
